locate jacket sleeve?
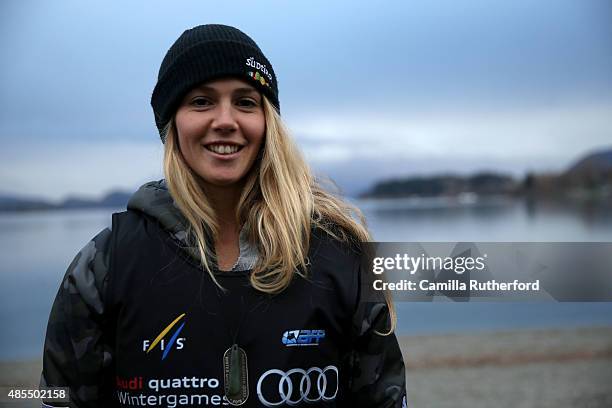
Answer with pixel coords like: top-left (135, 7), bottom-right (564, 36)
top-left (345, 253), bottom-right (408, 408)
top-left (40, 227), bottom-right (115, 408)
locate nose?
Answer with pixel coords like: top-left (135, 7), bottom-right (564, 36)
top-left (211, 100), bottom-right (238, 134)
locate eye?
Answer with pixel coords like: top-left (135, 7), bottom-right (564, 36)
top-left (236, 98), bottom-right (258, 108)
top-left (190, 97), bottom-right (213, 108)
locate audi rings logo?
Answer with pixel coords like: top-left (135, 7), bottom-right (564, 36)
top-left (256, 365), bottom-right (338, 406)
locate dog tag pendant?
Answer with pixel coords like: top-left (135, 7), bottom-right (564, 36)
top-left (223, 344), bottom-right (248, 405)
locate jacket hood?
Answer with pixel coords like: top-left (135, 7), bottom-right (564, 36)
top-left (127, 179), bottom-right (193, 248)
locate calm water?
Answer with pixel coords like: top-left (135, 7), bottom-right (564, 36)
top-left (1, 197), bottom-right (612, 360)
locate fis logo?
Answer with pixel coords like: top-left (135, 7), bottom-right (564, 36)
top-left (143, 313), bottom-right (186, 360)
top-left (282, 329), bottom-right (325, 346)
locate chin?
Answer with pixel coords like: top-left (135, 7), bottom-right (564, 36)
top-left (199, 175), bottom-right (244, 188)
top-left (212, 179), bottom-right (241, 187)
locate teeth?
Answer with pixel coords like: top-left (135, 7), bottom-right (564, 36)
top-left (207, 144), bottom-right (240, 154)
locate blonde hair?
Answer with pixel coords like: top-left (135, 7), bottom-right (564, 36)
top-left (163, 96), bottom-right (396, 334)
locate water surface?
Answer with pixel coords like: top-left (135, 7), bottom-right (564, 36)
top-left (1, 198), bottom-right (612, 360)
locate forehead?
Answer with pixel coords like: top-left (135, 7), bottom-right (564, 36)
top-left (189, 77), bottom-right (259, 94)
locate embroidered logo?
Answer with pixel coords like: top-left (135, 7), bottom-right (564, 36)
top-left (142, 313), bottom-right (186, 360)
top-left (247, 71), bottom-right (271, 88)
top-left (281, 329), bottom-right (326, 346)
top-left (245, 57), bottom-right (273, 87)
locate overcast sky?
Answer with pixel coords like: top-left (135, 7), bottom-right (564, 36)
top-left (1, 0), bottom-right (611, 200)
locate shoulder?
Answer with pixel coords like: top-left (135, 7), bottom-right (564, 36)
top-left (308, 223), bottom-right (364, 280)
top-left (111, 209), bottom-right (145, 229)
top-left (110, 209), bottom-right (162, 243)
top-left (306, 224), bottom-right (365, 318)
top-left (57, 227), bottom-right (114, 313)
top-left (310, 222), bottom-right (363, 259)
top-left (103, 210), bottom-right (167, 274)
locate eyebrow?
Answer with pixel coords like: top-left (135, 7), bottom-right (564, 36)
top-left (195, 85), bottom-right (258, 95)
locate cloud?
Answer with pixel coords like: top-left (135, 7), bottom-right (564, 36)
top-left (1, 141), bottom-right (164, 202)
top-left (289, 103), bottom-right (612, 165)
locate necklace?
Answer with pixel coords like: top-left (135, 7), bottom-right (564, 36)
top-left (223, 343), bottom-right (248, 405)
top-left (220, 293), bottom-right (266, 406)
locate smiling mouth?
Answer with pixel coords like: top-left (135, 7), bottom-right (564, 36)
top-left (204, 144), bottom-right (244, 155)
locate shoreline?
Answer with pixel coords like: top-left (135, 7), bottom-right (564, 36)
top-left (399, 325), bottom-right (612, 369)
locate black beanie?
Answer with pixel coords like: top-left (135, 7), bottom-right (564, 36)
top-left (151, 24), bottom-right (279, 141)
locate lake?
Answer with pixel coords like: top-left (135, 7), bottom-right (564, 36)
top-left (1, 196), bottom-right (612, 360)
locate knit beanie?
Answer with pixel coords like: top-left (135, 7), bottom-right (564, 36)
top-left (151, 24), bottom-right (279, 141)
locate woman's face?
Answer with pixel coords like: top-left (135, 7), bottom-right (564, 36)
top-left (175, 78), bottom-right (266, 189)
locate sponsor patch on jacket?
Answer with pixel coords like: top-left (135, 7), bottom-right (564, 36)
top-left (143, 313), bottom-right (187, 360)
top-left (281, 329), bottom-right (325, 346)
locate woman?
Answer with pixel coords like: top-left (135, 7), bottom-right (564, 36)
top-left (41, 24), bottom-right (407, 407)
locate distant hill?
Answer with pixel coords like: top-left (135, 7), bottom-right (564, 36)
top-left (0, 194), bottom-right (56, 211)
top-left (566, 149), bottom-right (612, 176)
top-left (363, 147), bottom-right (612, 200)
top-left (523, 147), bottom-right (612, 198)
top-left (0, 190), bottom-right (132, 212)
top-left (562, 148), bottom-right (612, 189)
top-left (362, 172), bottom-right (518, 198)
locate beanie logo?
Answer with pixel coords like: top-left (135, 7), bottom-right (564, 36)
top-left (247, 71), bottom-right (271, 88)
top-left (246, 57), bottom-right (273, 84)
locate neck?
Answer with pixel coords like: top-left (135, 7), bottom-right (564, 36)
top-left (200, 182), bottom-right (244, 230)
top-left (200, 182), bottom-right (243, 270)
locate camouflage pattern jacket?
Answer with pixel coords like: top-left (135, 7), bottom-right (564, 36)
top-left (41, 179), bottom-right (407, 408)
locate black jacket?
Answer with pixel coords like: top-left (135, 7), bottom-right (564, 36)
top-left (41, 180), bottom-right (407, 407)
